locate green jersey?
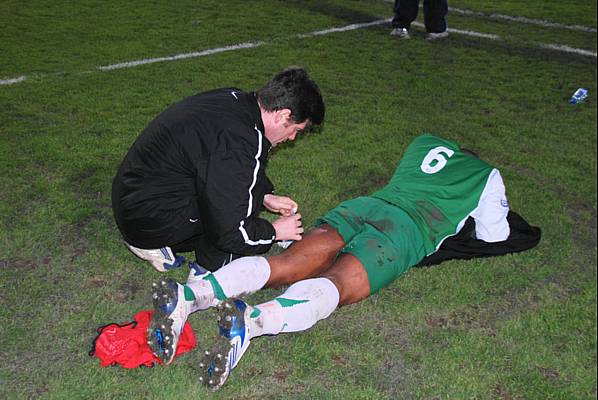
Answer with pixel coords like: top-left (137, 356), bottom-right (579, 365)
top-left (372, 134), bottom-right (510, 255)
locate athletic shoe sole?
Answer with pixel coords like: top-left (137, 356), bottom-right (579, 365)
top-left (199, 298), bottom-right (249, 390)
top-left (198, 336), bottom-right (231, 390)
top-left (146, 278), bottom-right (184, 365)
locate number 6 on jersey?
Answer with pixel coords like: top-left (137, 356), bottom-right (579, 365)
top-left (420, 146), bottom-right (455, 174)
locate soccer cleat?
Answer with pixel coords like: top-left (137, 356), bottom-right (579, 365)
top-left (146, 278), bottom-right (192, 364)
top-left (199, 298), bottom-right (252, 390)
top-left (426, 30), bottom-right (449, 40)
top-left (125, 242), bottom-right (185, 272)
top-left (390, 27), bottom-right (410, 39)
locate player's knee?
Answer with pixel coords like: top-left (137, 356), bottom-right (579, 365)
top-left (323, 255), bottom-right (371, 305)
top-left (325, 273), bottom-right (370, 306)
top-left (306, 224), bottom-right (344, 242)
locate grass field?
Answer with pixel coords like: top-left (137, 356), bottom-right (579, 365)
top-left (1, 1), bottom-right (596, 399)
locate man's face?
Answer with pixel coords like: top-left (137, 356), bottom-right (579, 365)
top-left (267, 109), bottom-right (309, 147)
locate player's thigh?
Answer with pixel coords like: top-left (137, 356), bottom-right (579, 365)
top-left (340, 220), bottom-right (425, 295)
top-left (268, 224), bottom-right (345, 286)
top-left (323, 252), bottom-right (371, 305)
top-left (315, 196), bottom-right (383, 242)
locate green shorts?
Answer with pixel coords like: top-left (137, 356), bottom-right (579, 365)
top-left (316, 197), bottom-right (426, 294)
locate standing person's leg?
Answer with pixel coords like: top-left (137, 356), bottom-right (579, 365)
top-left (391, 0), bottom-right (420, 37)
top-left (423, 0), bottom-right (448, 36)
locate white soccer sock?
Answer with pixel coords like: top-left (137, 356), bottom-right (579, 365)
top-left (185, 256), bottom-right (271, 311)
top-left (249, 277), bottom-right (340, 338)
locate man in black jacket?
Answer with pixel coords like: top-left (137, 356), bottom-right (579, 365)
top-left (112, 67), bottom-right (325, 272)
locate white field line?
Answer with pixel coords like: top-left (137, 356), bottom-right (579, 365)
top-left (382, 0), bottom-right (597, 33)
top-left (1, 13), bottom-right (596, 86)
top-left (411, 21), bottom-right (499, 40)
top-left (98, 41), bottom-right (264, 71)
top-left (540, 43), bottom-right (598, 58)
top-left (448, 7), bottom-right (597, 33)
top-left (297, 18), bottom-right (391, 37)
top-left (0, 75), bottom-right (27, 85)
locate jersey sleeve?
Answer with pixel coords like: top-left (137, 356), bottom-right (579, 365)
top-left (470, 168), bottom-right (510, 242)
top-left (198, 138), bottom-right (275, 255)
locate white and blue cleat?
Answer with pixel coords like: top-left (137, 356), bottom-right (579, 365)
top-left (187, 260), bottom-right (211, 284)
top-left (146, 278), bottom-right (192, 364)
top-left (199, 298), bottom-right (252, 390)
top-left (125, 243), bottom-right (186, 272)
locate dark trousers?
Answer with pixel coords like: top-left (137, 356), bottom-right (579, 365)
top-left (392, 0), bottom-right (448, 33)
top-left (170, 234), bottom-right (243, 272)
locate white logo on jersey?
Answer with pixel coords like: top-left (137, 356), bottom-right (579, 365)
top-left (231, 91), bottom-right (239, 99)
top-left (420, 146), bottom-right (455, 174)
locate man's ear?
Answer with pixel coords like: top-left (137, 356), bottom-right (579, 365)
top-left (276, 108), bottom-right (292, 124)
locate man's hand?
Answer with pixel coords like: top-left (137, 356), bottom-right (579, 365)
top-left (263, 194), bottom-right (298, 217)
top-left (272, 213), bottom-right (303, 241)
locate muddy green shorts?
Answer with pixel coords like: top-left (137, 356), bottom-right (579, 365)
top-left (316, 197), bottom-right (426, 294)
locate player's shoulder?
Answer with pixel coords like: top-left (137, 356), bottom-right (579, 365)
top-left (409, 134), bottom-right (459, 150)
top-left (403, 134), bottom-right (495, 171)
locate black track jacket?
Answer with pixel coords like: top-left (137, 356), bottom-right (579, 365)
top-left (112, 88), bottom-right (276, 255)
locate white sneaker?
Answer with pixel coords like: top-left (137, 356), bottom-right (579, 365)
top-left (426, 31), bottom-right (449, 40)
top-left (125, 243), bottom-right (185, 272)
top-left (146, 278), bottom-right (193, 364)
top-left (390, 27), bottom-right (410, 39)
top-left (186, 260), bottom-right (211, 284)
top-left (199, 298), bottom-right (252, 390)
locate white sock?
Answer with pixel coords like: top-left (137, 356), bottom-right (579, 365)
top-left (185, 256), bottom-right (271, 311)
top-left (249, 277), bottom-right (340, 338)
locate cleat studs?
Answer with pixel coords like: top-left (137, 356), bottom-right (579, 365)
top-left (217, 353), bottom-right (222, 359)
top-left (161, 280), bottom-right (167, 286)
top-left (152, 282), bottom-right (158, 287)
top-left (161, 324), bottom-right (166, 329)
top-left (225, 315), bottom-right (232, 322)
top-left (214, 367), bottom-right (220, 372)
top-left (199, 377), bottom-right (204, 382)
top-left (205, 350), bottom-right (210, 355)
top-left (165, 349), bottom-right (170, 354)
top-left (199, 362), bottom-right (204, 368)
top-left (216, 315), bottom-right (221, 321)
top-left (225, 303), bottom-right (232, 309)
top-left (209, 379), bottom-right (213, 385)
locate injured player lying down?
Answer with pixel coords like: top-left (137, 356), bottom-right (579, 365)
top-left (145, 134), bottom-right (538, 390)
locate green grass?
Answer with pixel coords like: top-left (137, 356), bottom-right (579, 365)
top-left (1, 0), bottom-right (596, 399)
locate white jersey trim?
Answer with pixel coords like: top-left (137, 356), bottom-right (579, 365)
top-left (434, 168), bottom-right (510, 252)
top-left (238, 220), bottom-right (275, 245)
top-left (237, 125), bottom-right (274, 246)
top-left (470, 168), bottom-right (510, 242)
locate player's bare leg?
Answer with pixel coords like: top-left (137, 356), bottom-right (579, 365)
top-left (321, 253), bottom-right (371, 305)
top-left (267, 224), bottom-right (345, 287)
top-left (199, 252), bottom-right (371, 390)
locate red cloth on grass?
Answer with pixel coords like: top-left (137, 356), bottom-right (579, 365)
top-left (90, 309), bottom-right (196, 368)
